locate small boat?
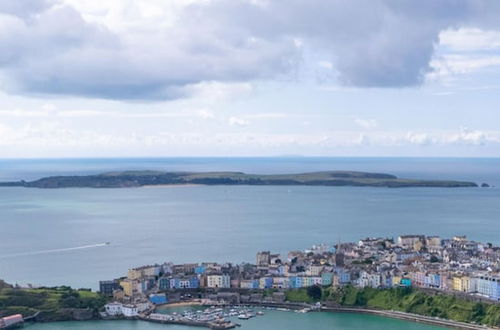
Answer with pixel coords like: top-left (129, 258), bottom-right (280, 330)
top-left (238, 314), bottom-right (250, 320)
top-left (105, 242), bottom-right (111, 245)
top-left (256, 311), bottom-right (264, 316)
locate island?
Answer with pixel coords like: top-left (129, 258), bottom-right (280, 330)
top-left (0, 170), bottom-right (479, 188)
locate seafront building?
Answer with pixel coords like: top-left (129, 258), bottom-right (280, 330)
top-left (100, 234), bottom-right (500, 311)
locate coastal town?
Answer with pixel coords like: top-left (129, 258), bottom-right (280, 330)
top-left (3, 234), bottom-right (500, 329)
top-left (99, 234), bottom-right (500, 318)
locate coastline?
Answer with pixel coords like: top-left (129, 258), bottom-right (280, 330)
top-left (141, 184), bottom-right (204, 188)
top-left (321, 306), bottom-right (494, 330)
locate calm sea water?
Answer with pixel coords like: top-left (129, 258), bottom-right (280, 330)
top-left (24, 310), bottom-right (444, 330)
top-left (0, 157), bottom-right (499, 291)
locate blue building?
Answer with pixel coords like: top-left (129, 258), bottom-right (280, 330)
top-left (195, 266), bottom-right (206, 274)
top-left (260, 277), bottom-right (273, 289)
top-left (149, 293), bottom-right (168, 305)
top-left (338, 271), bottom-right (351, 284)
top-left (289, 276), bottom-right (303, 289)
top-left (321, 273), bottom-right (333, 286)
top-left (159, 277), bottom-right (170, 290)
top-left (400, 278), bottom-right (412, 287)
top-left (169, 276), bottom-right (200, 289)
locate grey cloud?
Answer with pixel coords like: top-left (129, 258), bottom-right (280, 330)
top-left (0, 0), bottom-right (500, 100)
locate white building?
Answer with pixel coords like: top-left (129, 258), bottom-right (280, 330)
top-left (358, 271), bottom-right (381, 288)
top-left (207, 274), bottom-right (231, 288)
top-left (398, 235), bottom-right (424, 250)
top-left (122, 304), bottom-right (138, 317)
top-left (306, 265), bottom-right (324, 276)
top-left (104, 302), bottom-right (123, 316)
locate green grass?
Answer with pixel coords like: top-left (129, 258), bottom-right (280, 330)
top-left (328, 286), bottom-right (500, 327)
top-left (0, 286), bottom-right (107, 318)
top-left (285, 289), bottom-right (313, 303)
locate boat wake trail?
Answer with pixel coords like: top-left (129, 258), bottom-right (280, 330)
top-left (0, 243), bottom-right (109, 259)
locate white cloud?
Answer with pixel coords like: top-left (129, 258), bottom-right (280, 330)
top-left (406, 132), bottom-right (433, 146)
top-left (1, 120), bottom-right (500, 157)
top-left (354, 118), bottom-right (378, 129)
top-left (444, 127), bottom-right (487, 146)
top-left (228, 116), bottom-right (250, 127)
top-left (245, 113), bottom-right (287, 119)
top-left (355, 133), bottom-right (370, 145)
top-left (186, 81), bottom-right (254, 104)
top-left (318, 61), bottom-right (333, 70)
top-left (439, 28), bottom-right (500, 51)
top-left (1, 0), bottom-right (500, 101)
top-left (428, 54), bottom-right (500, 82)
top-left (195, 109), bottom-right (216, 119)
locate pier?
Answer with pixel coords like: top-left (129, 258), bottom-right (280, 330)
top-left (139, 314), bottom-right (237, 329)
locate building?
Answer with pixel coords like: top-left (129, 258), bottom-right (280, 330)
top-left (169, 276), bottom-right (200, 289)
top-left (475, 275), bottom-right (500, 301)
top-left (122, 304), bottom-right (139, 317)
top-left (104, 302), bottom-right (123, 316)
top-left (357, 271), bottom-right (381, 288)
top-left (127, 265), bottom-right (160, 280)
top-left (0, 314), bottom-right (23, 328)
top-left (256, 251), bottom-right (271, 266)
top-left (272, 277), bottom-right (290, 289)
top-left (426, 236), bottom-right (442, 251)
top-left (259, 277), bottom-right (273, 289)
top-left (240, 279), bottom-right (259, 289)
top-left (99, 280), bottom-right (121, 296)
top-left (398, 235), bottom-right (425, 250)
top-left (453, 275), bottom-right (472, 293)
top-left (120, 279), bottom-right (139, 297)
top-left (321, 272), bottom-right (333, 286)
top-left (306, 265), bottom-right (324, 276)
top-left (206, 275), bottom-right (230, 288)
top-left (149, 293), bottom-right (168, 305)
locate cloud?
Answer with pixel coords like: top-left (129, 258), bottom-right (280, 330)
top-left (355, 133), bottom-right (370, 145)
top-left (406, 132), bottom-right (434, 146)
top-left (354, 118), bottom-right (378, 129)
top-left (1, 119), bottom-right (500, 157)
top-left (196, 109), bottom-right (216, 119)
top-left (1, 0), bottom-right (500, 100)
top-left (439, 28), bottom-right (500, 51)
top-left (445, 127), bottom-right (487, 146)
top-left (429, 54), bottom-right (500, 82)
top-left (228, 116), bottom-right (250, 127)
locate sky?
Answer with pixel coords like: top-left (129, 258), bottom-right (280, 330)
top-left (0, 0), bottom-right (500, 158)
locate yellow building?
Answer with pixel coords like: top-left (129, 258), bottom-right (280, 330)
top-left (120, 279), bottom-right (138, 297)
top-left (392, 276), bottom-right (402, 287)
top-left (127, 268), bottom-right (143, 280)
top-left (452, 276), bottom-right (470, 292)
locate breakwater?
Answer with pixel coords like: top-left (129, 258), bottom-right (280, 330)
top-left (139, 314), bottom-right (236, 329)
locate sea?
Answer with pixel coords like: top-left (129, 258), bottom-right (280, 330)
top-left (0, 157), bottom-right (499, 329)
top-left (23, 310), bottom-right (444, 330)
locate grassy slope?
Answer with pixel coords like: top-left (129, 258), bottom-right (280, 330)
top-left (0, 286), bottom-right (107, 319)
top-left (327, 286), bottom-right (500, 327)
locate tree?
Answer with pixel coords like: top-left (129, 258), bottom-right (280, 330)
top-left (307, 285), bottom-right (322, 301)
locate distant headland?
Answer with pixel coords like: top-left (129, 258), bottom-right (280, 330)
top-left (0, 170), bottom-right (480, 188)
